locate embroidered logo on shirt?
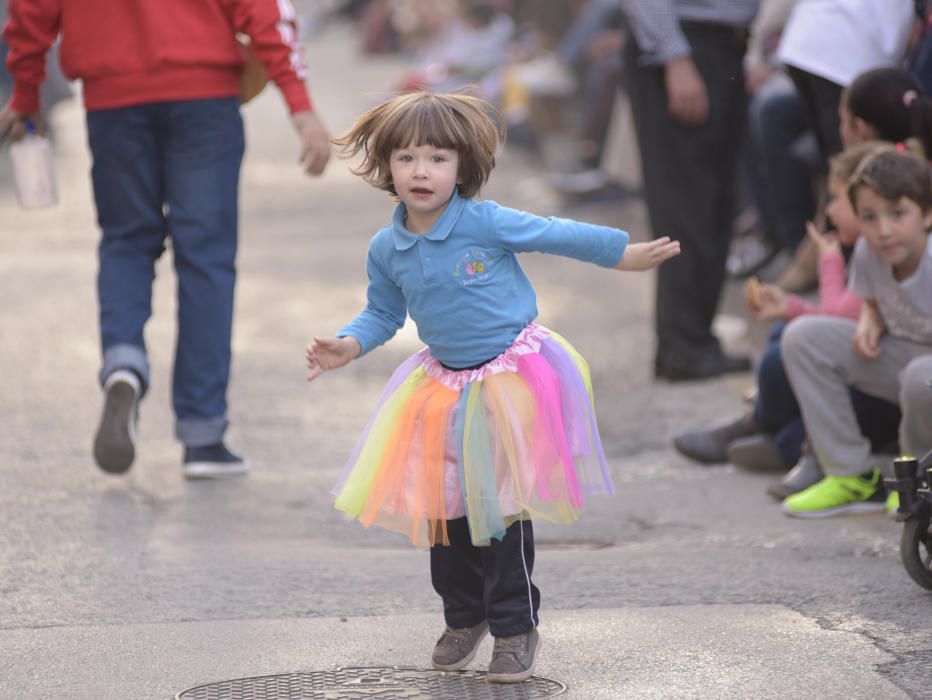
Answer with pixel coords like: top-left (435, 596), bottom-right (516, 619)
top-left (453, 248), bottom-right (493, 286)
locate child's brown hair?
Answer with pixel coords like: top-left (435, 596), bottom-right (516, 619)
top-left (333, 91), bottom-right (503, 199)
top-left (828, 140), bottom-right (887, 184)
top-left (848, 146), bottom-right (932, 213)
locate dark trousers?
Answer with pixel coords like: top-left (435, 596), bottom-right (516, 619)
top-left (624, 22), bottom-right (748, 360)
top-left (755, 324), bottom-right (902, 467)
top-left (430, 517), bottom-right (540, 638)
top-left (786, 66), bottom-right (843, 166)
top-left (744, 74), bottom-right (816, 252)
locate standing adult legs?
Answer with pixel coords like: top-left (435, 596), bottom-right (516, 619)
top-left (161, 98), bottom-right (245, 448)
top-left (87, 104), bottom-right (167, 392)
top-left (786, 66), bottom-right (843, 166)
top-left (625, 23), bottom-right (748, 379)
top-left (752, 73), bottom-right (816, 252)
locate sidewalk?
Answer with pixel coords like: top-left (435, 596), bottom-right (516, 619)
top-left (1, 20), bottom-right (928, 700)
top-left (1, 607), bottom-right (901, 699)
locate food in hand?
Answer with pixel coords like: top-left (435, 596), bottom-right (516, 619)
top-left (745, 276), bottom-right (762, 310)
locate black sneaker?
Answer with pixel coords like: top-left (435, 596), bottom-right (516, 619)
top-left (182, 443), bottom-right (249, 480)
top-left (431, 620), bottom-right (489, 671)
top-left (93, 369), bottom-right (140, 474)
top-left (487, 628), bottom-right (541, 683)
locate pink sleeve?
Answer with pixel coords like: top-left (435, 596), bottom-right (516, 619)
top-left (816, 250), bottom-right (862, 319)
top-left (784, 294), bottom-right (819, 319)
top-left (784, 249), bottom-right (862, 320)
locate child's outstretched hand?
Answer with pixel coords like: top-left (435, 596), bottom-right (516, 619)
top-left (306, 336), bottom-right (361, 381)
top-left (805, 221), bottom-right (840, 258)
top-left (616, 236), bottom-right (681, 271)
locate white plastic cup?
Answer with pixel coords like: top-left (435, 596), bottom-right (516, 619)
top-left (9, 125), bottom-right (58, 210)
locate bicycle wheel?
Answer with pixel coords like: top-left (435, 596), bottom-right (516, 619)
top-left (900, 516), bottom-right (932, 591)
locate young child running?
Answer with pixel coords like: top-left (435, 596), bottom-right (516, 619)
top-left (781, 147), bottom-right (932, 517)
top-left (305, 92), bottom-right (679, 682)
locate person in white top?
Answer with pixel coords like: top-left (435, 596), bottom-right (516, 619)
top-left (776, 0), bottom-right (915, 162)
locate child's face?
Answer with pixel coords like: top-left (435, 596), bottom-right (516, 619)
top-left (390, 142), bottom-right (460, 233)
top-left (839, 100), bottom-right (858, 148)
top-left (855, 187), bottom-right (932, 279)
top-left (825, 177), bottom-right (860, 246)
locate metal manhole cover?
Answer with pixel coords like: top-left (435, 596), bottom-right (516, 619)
top-left (175, 666), bottom-right (567, 699)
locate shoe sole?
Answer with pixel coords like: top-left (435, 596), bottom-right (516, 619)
top-left (486, 636), bottom-right (541, 683)
top-left (93, 381), bottom-right (137, 474)
top-left (673, 439), bottom-right (727, 465)
top-left (781, 501), bottom-right (887, 518)
top-left (183, 461), bottom-right (250, 480)
top-left (432, 627), bottom-right (489, 672)
top-left (766, 486), bottom-right (794, 501)
top-left (728, 450), bottom-right (785, 473)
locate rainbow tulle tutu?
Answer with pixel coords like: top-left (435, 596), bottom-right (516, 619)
top-left (332, 324), bottom-right (613, 547)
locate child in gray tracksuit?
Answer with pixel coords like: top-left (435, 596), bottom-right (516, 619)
top-left (780, 147), bottom-right (932, 518)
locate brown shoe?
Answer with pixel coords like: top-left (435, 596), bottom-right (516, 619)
top-left (775, 237), bottom-right (818, 294)
top-left (727, 434), bottom-right (785, 472)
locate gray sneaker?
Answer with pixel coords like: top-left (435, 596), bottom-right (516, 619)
top-left (93, 369), bottom-right (140, 474)
top-left (431, 620), bottom-right (489, 671)
top-left (487, 628), bottom-right (541, 683)
top-left (766, 455), bottom-right (823, 500)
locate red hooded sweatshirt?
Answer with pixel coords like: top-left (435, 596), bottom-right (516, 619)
top-left (3, 0), bottom-right (312, 115)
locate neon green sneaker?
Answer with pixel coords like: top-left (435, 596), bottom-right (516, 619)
top-left (782, 469), bottom-right (886, 518)
top-left (886, 490), bottom-right (900, 518)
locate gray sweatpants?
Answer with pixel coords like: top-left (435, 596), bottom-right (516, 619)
top-left (782, 316), bottom-right (932, 477)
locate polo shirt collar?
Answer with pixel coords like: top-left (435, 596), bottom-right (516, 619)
top-left (391, 190), bottom-right (466, 250)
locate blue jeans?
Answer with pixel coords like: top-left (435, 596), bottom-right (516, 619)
top-left (910, 26), bottom-right (932, 96)
top-left (755, 323), bottom-right (902, 467)
top-left (86, 98), bottom-right (245, 447)
top-left (745, 73), bottom-right (815, 252)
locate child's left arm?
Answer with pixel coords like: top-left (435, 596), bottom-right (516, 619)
top-left (615, 237), bottom-right (681, 270)
top-left (853, 299), bottom-right (886, 360)
top-left (492, 204), bottom-right (678, 269)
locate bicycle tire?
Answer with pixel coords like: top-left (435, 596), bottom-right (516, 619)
top-left (900, 517), bottom-right (932, 591)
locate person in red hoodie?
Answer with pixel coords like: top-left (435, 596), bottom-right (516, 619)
top-left (1, 0), bottom-right (332, 479)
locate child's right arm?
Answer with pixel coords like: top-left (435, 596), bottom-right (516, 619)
top-left (306, 336), bottom-right (361, 382)
top-left (752, 223), bottom-right (863, 321)
top-left (305, 239), bottom-right (407, 381)
top-left (806, 222), bottom-right (862, 319)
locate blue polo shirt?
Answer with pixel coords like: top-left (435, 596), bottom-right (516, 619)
top-left (339, 191), bottom-right (628, 368)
